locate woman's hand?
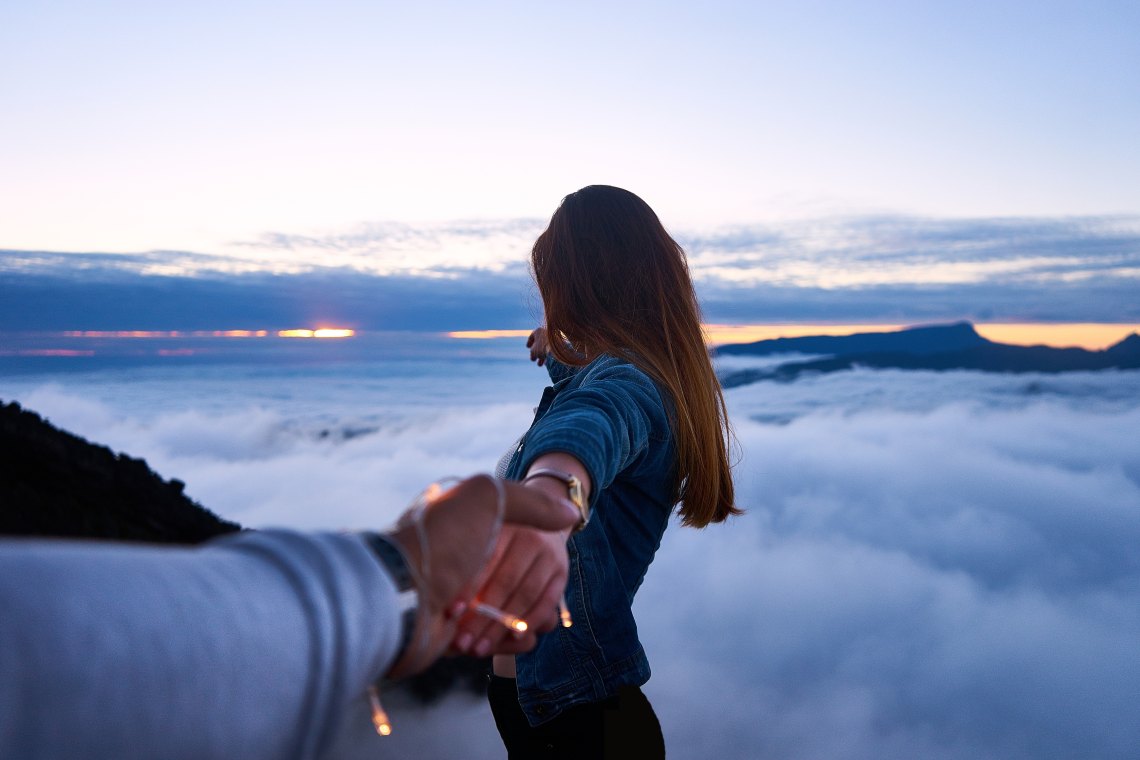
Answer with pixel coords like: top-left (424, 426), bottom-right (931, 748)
top-left (383, 476), bottom-right (579, 678)
top-left (527, 327), bottom-right (550, 366)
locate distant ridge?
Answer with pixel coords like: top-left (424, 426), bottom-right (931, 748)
top-left (715, 323), bottom-right (1140, 387)
top-left (716, 321), bottom-right (991, 357)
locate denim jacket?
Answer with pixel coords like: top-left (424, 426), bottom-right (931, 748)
top-left (505, 353), bottom-right (677, 725)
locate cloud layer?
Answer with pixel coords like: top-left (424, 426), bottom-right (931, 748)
top-left (3, 361), bottom-right (1138, 759)
top-left (4, 213), bottom-right (1139, 329)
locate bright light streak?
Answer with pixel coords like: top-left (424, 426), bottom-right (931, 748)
top-left (474, 603), bottom-right (528, 633)
top-left (62, 330), bottom-right (270, 338)
top-left (448, 329), bottom-right (533, 340)
top-left (559, 597), bottom-right (573, 628)
top-left (277, 328), bottom-right (355, 339)
top-left (368, 686), bottom-right (392, 737)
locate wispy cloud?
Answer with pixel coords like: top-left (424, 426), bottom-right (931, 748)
top-left (680, 214), bottom-right (1140, 287)
top-left (3, 214), bottom-right (1138, 327)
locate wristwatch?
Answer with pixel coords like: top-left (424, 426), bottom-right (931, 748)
top-left (523, 468), bottom-right (589, 533)
top-left (360, 531), bottom-right (419, 665)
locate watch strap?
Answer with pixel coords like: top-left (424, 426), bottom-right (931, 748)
top-left (522, 468), bottom-right (589, 533)
top-left (360, 532), bottom-right (419, 665)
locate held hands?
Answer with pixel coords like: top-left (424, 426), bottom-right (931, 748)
top-left (450, 522), bottom-right (572, 659)
top-left (382, 475), bottom-right (578, 679)
top-left (451, 454), bottom-right (593, 660)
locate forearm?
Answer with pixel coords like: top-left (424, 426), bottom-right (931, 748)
top-left (0, 530), bottom-right (400, 760)
top-left (524, 453), bottom-right (592, 534)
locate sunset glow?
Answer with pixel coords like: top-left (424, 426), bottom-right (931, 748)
top-left (63, 330), bottom-right (271, 338)
top-left (701, 324), bottom-right (910, 346)
top-left (705, 323), bottom-right (1140, 350)
top-left (277, 329), bottom-right (356, 339)
top-left (55, 329), bottom-right (357, 340)
top-left (973, 323), bottom-right (1140, 351)
top-left (448, 324), bottom-right (1140, 352)
top-left (448, 330), bottom-right (533, 340)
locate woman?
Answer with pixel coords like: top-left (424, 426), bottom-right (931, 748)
top-left (454, 185), bottom-right (738, 758)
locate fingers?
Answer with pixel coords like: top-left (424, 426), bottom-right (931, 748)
top-left (503, 568), bottom-right (567, 637)
top-left (455, 533), bottom-right (541, 657)
top-left (527, 327), bottom-right (549, 366)
top-left (500, 481), bottom-right (580, 532)
top-left (451, 523), bottom-right (569, 658)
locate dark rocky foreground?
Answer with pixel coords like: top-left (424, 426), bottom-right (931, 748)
top-left (0, 399), bottom-right (484, 702)
top-left (0, 400), bottom-right (240, 542)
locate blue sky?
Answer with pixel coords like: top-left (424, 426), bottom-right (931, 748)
top-left (3, 1), bottom-right (1138, 250)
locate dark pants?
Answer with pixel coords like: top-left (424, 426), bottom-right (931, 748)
top-left (487, 675), bottom-right (666, 759)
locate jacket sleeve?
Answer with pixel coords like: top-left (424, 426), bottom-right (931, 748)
top-left (0, 530), bottom-right (402, 760)
top-left (519, 361), bottom-right (667, 508)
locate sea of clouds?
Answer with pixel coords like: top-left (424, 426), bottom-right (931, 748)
top-left (3, 360), bottom-right (1138, 759)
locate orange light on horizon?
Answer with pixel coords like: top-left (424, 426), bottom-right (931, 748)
top-left (448, 329), bottom-right (533, 340)
top-left (63, 329), bottom-right (272, 338)
top-left (443, 323), bottom-right (1139, 352)
top-left (702, 323), bottom-right (909, 346)
top-left (277, 328), bottom-right (356, 339)
top-left (706, 323), bottom-right (1139, 351)
top-left (974, 323), bottom-right (1140, 351)
top-left (216, 330), bottom-right (270, 338)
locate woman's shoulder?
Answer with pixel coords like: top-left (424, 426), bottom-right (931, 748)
top-left (578, 353), bottom-right (649, 381)
top-left (573, 354), bottom-right (665, 406)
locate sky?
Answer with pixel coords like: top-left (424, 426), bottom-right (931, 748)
top-left (2, 0), bottom-right (1139, 253)
top-left (2, 1), bottom-right (1139, 346)
top-left (4, 362), bottom-right (1137, 759)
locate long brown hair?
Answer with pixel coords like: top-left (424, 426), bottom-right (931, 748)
top-left (531, 185), bottom-right (738, 527)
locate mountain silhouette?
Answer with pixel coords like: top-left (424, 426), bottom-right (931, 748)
top-left (716, 321), bottom-right (991, 358)
top-left (715, 323), bottom-right (1140, 387)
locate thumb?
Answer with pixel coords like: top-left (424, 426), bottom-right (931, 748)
top-left (500, 480), bottom-right (581, 531)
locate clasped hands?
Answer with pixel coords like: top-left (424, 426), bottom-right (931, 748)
top-left (383, 475), bottom-right (577, 679)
